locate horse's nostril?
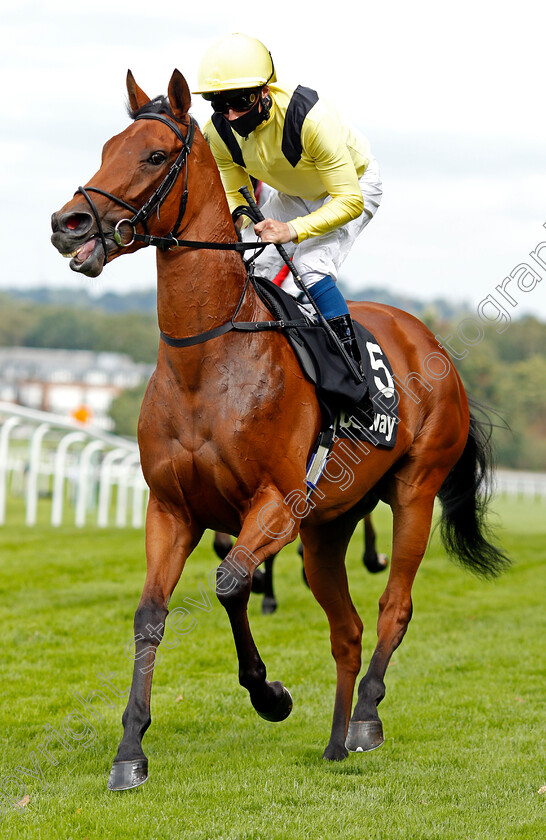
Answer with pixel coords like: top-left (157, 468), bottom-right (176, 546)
top-left (60, 211), bottom-right (93, 234)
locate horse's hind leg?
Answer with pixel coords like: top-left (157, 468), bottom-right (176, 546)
top-left (301, 515), bottom-right (363, 761)
top-left (213, 531), bottom-right (232, 560)
top-left (108, 495), bottom-right (202, 791)
top-left (363, 514), bottom-right (389, 574)
top-left (346, 489), bottom-right (436, 753)
top-left (261, 554), bottom-right (278, 614)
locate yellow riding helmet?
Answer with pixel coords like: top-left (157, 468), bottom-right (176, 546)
top-left (193, 33), bottom-right (276, 95)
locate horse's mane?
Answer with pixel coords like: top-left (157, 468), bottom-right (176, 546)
top-left (126, 95), bottom-right (175, 121)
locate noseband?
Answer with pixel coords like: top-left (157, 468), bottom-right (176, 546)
top-left (76, 113), bottom-right (196, 262)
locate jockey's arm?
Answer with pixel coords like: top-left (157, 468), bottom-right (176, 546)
top-left (288, 109), bottom-right (365, 243)
top-left (205, 110), bottom-right (366, 245)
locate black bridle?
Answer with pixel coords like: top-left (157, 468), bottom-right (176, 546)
top-left (76, 112), bottom-right (197, 260)
top-left (76, 111), bottom-right (265, 260)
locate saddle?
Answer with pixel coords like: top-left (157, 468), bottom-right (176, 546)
top-left (252, 276), bottom-right (398, 449)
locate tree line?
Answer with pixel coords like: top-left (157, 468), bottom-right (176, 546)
top-left (0, 292), bottom-right (159, 363)
top-left (443, 315), bottom-right (546, 470)
top-left (1, 291), bottom-right (544, 470)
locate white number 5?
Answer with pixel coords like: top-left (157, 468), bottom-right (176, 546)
top-left (366, 342), bottom-right (394, 397)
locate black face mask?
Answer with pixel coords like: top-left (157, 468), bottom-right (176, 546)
top-left (226, 95), bottom-right (271, 137)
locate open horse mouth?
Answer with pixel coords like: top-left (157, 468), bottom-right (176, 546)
top-left (51, 210), bottom-right (112, 277)
top-left (62, 236), bottom-right (102, 269)
top-left (53, 233), bottom-right (107, 277)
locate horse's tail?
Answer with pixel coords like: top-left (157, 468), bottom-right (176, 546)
top-left (437, 398), bottom-right (511, 578)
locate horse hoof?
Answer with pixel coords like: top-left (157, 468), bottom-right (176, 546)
top-left (377, 553), bottom-right (389, 570)
top-left (322, 743), bottom-right (349, 761)
top-left (261, 596), bottom-right (277, 614)
top-left (256, 683), bottom-right (293, 722)
top-left (107, 758), bottom-right (149, 791)
top-left (363, 553), bottom-right (389, 574)
top-left (345, 720), bottom-right (384, 753)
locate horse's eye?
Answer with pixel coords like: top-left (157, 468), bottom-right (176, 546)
top-left (148, 152), bottom-right (167, 166)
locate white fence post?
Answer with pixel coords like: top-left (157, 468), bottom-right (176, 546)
top-left (97, 448), bottom-right (130, 528)
top-left (0, 416), bottom-right (21, 525)
top-left (132, 473), bottom-right (148, 528)
top-left (52, 431), bottom-right (87, 526)
top-left (494, 469), bottom-right (546, 500)
top-left (116, 452), bottom-right (142, 528)
top-left (26, 423), bottom-right (51, 526)
top-left (75, 440), bottom-right (105, 527)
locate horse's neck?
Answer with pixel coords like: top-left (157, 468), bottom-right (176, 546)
top-left (155, 144), bottom-right (254, 340)
top-left (156, 238), bottom-right (248, 340)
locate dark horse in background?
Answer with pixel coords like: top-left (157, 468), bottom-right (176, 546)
top-left (51, 70), bottom-right (508, 790)
top-left (214, 513), bottom-right (389, 614)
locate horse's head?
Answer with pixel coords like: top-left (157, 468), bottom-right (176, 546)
top-left (51, 70), bottom-right (194, 277)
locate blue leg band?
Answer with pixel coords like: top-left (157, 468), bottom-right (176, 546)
top-left (308, 275), bottom-right (349, 319)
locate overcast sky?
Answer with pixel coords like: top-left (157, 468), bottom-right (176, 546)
top-left (1, 0), bottom-right (545, 319)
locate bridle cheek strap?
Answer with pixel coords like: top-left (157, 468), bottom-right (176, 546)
top-left (128, 113), bottom-right (195, 236)
top-left (75, 114), bottom-right (196, 263)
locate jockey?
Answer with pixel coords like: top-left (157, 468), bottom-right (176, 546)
top-left (194, 33), bottom-right (382, 372)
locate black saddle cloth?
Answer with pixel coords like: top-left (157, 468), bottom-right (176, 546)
top-left (252, 276), bottom-right (398, 447)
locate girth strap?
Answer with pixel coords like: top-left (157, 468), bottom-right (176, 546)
top-left (160, 317), bottom-right (308, 348)
top-left (159, 266), bottom-right (308, 348)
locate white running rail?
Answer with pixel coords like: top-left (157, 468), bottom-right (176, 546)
top-left (0, 401), bottom-right (148, 528)
top-left (494, 469), bottom-right (546, 501)
top-left (1, 403), bottom-right (544, 529)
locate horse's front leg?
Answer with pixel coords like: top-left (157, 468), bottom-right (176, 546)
top-left (108, 494), bottom-right (202, 791)
top-left (215, 493), bottom-right (296, 721)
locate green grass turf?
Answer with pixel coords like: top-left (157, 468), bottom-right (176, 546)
top-left (0, 497), bottom-right (544, 839)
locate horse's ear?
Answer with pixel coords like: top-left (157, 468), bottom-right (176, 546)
top-left (168, 69), bottom-right (192, 120)
top-left (126, 70), bottom-right (151, 113)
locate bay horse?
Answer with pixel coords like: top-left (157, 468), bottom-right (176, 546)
top-left (50, 70), bottom-right (508, 790)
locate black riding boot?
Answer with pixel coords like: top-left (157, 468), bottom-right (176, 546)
top-left (327, 314), bottom-right (374, 424)
top-left (327, 314), bottom-right (363, 375)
